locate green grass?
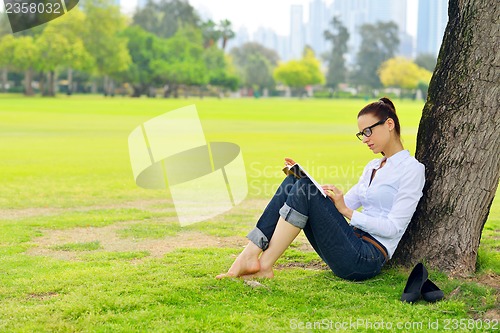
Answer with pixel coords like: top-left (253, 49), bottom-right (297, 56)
top-left (51, 241), bottom-right (102, 252)
top-left (0, 95), bottom-right (498, 332)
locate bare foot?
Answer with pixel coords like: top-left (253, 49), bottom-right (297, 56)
top-left (240, 266), bottom-right (274, 279)
top-left (216, 253), bottom-right (261, 279)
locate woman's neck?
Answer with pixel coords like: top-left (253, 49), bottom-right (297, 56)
top-left (383, 140), bottom-right (404, 158)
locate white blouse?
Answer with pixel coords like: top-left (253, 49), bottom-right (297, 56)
top-left (344, 150), bottom-right (425, 259)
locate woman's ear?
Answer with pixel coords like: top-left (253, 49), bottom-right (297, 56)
top-left (386, 118), bottom-right (395, 131)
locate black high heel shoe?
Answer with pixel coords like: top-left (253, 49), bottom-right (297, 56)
top-left (421, 279), bottom-right (444, 302)
top-left (401, 263), bottom-right (428, 303)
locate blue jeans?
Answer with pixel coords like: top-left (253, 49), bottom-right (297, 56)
top-left (247, 175), bottom-right (387, 281)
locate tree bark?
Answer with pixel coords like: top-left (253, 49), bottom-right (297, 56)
top-left (392, 0), bottom-right (500, 276)
top-left (45, 71), bottom-right (56, 97)
top-left (103, 76), bottom-right (109, 96)
top-left (67, 68), bottom-right (73, 95)
top-left (24, 68), bottom-right (34, 96)
top-left (1, 68), bottom-right (7, 93)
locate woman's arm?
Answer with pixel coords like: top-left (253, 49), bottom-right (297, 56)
top-left (322, 184), bottom-right (354, 219)
top-left (349, 163), bottom-right (425, 238)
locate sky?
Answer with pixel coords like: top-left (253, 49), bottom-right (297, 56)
top-left (120, 0), bottom-right (419, 37)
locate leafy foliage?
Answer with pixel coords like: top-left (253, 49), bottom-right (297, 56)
top-left (151, 27), bottom-right (208, 88)
top-left (274, 48), bottom-right (325, 91)
top-left (119, 25), bottom-right (158, 96)
top-left (324, 16), bottom-right (349, 89)
top-left (415, 53), bottom-right (438, 72)
top-left (133, 0), bottom-right (200, 39)
top-left (354, 21), bottom-right (400, 89)
top-left (230, 42), bottom-right (279, 91)
top-left (204, 46), bottom-right (239, 91)
top-left (378, 57), bottom-right (432, 90)
top-left (82, 0), bottom-right (131, 77)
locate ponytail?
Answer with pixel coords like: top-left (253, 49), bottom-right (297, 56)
top-left (358, 97), bottom-right (401, 137)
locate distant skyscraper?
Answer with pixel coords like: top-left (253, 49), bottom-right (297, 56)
top-left (367, 0), bottom-right (392, 24)
top-left (277, 35), bottom-right (291, 61)
top-left (390, 0), bottom-right (413, 58)
top-left (253, 27), bottom-right (278, 51)
top-left (391, 0), bottom-right (407, 34)
top-left (223, 0), bottom-right (420, 63)
top-left (332, 0), bottom-right (371, 64)
top-left (416, 0), bottom-right (448, 56)
top-left (307, 0), bottom-right (329, 56)
top-left (331, 0), bottom-right (416, 63)
top-left (226, 26), bottom-right (250, 51)
top-left (398, 32), bottom-right (414, 58)
top-left (290, 5), bottom-right (305, 59)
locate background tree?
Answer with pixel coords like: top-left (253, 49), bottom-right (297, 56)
top-left (353, 21), bottom-right (399, 90)
top-left (200, 20), bottom-right (221, 49)
top-left (413, 54), bottom-right (437, 100)
top-left (0, 34), bottom-right (16, 92)
top-left (323, 16), bottom-right (349, 91)
top-left (43, 9), bottom-right (94, 95)
top-left (219, 19), bottom-right (235, 50)
top-left (274, 47), bottom-right (325, 97)
top-left (151, 27), bottom-right (208, 97)
top-left (230, 42), bottom-right (279, 94)
top-left (119, 25), bottom-right (158, 97)
top-left (36, 30), bottom-right (75, 96)
top-left (0, 12), bottom-right (12, 37)
top-left (393, 0), bottom-right (500, 275)
top-left (378, 57), bottom-right (432, 92)
top-left (11, 36), bottom-right (38, 96)
top-left (133, 0), bottom-right (199, 39)
top-left (203, 46), bottom-right (239, 94)
top-left (415, 53), bottom-right (438, 72)
top-left (83, 0), bottom-right (131, 95)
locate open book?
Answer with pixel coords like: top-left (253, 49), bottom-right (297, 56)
top-left (282, 163), bottom-right (327, 197)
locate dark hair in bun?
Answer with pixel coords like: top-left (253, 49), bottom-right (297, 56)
top-left (357, 97), bottom-right (400, 136)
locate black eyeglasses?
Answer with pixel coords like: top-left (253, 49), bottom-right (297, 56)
top-left (356, 117), bottom-right (388, 141)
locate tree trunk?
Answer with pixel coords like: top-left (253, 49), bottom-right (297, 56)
top-left (39, 73), bottom-right (45, 96)
top-left (109, 79), bottom-right (115, 97)
top-left (163, 84), bottom-right (170, 98)
top-left (24, 68), bottom-right (34, 96)
top-left (67, 68), bottom-right (73, 95)
top-left (132, 85), bottom-right (142, 97)
top-left (46, 71), bottom-right (57, 97)
top-left (392, 0), bottom-right (500, 276)
top-left (52, 71), bottom-right (58, 95)
top-left (42, 72), bottom-right (52, 96)
top-left (1, 68), bottom-right (7, 93)
top-left (91, 81), bottom-right (97, 94)
top-left (103, 76), bottom-right (109, 96)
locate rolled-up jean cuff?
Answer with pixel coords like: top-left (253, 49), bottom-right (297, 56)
top-left (279, 203), bottom-right (308, 229)
top-left (246, 227), bottom-right (270, 251)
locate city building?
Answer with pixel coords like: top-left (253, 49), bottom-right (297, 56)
top-left (204, 0), bottom-right (446, 63)
top-left (307, 0), bottom-right (329, 56)
top-left (253, 27), bottom-right (278, 52)
top-left (416, 0), bottom-right (448, 56)
top-left (289, 4), bottom-right (305, 59)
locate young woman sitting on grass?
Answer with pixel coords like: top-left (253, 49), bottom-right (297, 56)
top-left (217, 98), bottom-right (425, 281)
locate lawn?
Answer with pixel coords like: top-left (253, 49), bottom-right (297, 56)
top-left (0, 95), bottom-right (498, 332)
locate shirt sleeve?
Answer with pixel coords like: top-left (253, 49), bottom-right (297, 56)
top-left (344, 182), bottom-right (361, 210)
top-left (350, 162), bottom-right (425, 238)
